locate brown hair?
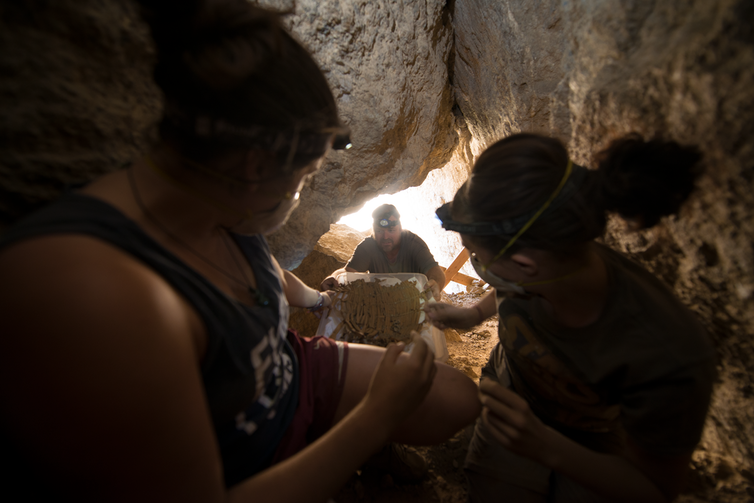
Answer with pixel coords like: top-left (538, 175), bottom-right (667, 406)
top-left (138, 0), bottom-right (343, 170)
top-left (451, 132), bottom-right (702, 255)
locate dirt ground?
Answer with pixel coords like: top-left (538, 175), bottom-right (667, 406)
top-left (334, 289), bottom-right (497, 503)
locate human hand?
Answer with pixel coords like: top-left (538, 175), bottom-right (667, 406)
top-left (423, 302), bottom-right (480, 330)
top-left (426, 280), bottom-right (441, 301)
top-left (363, 332), bottom-right (437, 432)
top-left (320, 276), bottom-right (338, 291)
top-left (479, 378), bottom-right (554, 465)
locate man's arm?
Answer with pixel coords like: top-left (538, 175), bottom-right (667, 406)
top-left (424, 265), bottom-right (446, 300)
top-left (320, 266), bottom-right (359, 291)
top-left (407, 233), bottom-right (444, 298)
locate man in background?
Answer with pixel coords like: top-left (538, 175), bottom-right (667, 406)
top-left (321, 204), bottom-right (446, 299)
top-left (319, 204), bottom-right (446, 483)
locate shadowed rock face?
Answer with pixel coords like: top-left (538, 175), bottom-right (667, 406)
top-left (1, 0), bottom-right (753, 495)
top-left (0, 1), bottom-right (161, 227)
top-left (453, 0), bottom-right (572, 142)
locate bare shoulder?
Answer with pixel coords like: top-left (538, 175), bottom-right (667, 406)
top-left (0, 233), bottom-right (205, 383)
top-left (0, 235), bottom-right (222, 501)
top-left (0, 234), bottom-right (201, 345)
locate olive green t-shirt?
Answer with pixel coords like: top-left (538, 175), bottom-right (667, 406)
top-left (487, 244), bottom-right (716, 455)
top-left (347, 230), bottom-right (439, 275)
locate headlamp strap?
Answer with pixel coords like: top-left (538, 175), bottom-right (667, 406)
top-left (486, 159), bottom-right (574, 267)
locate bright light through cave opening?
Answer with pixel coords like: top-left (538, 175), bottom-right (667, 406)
top-left (335, 161), bottom-right (480, 295)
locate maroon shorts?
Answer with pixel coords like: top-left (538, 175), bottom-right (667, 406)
top-left (271, 332), bottom-right (349, 464)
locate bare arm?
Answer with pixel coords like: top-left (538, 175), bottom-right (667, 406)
top-left (424, 265), bottom-right (446, 300)
top-left (273, 257), bottom-right (331, 311)
top-left (0, 236), bottom-right (436, 503)
top-left (0, 237), bottom-right (223, 502)
top-left (479, 379), bottom-right (688, 502)
top-left (319, 266), bottom-right (358, 291)
top-left (425, 289), bottom-right (497, 330)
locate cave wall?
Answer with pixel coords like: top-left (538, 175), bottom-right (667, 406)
top-left (260, 0), bottom-right (464, 267)
top-left (454, 0), bottom-right (754, 487)
top-left (0, 1), bottom-right (161, 228)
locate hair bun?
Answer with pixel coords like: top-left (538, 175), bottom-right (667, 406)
top-left (139, 0), bottom-right (287, 91)
top-left (595, 133), bottom-right (703, 229)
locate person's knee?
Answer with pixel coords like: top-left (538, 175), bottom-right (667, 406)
top-left (465, 468), bottom-right (547, 503)
top-left (465, 469), bottom-right (504, 503)
top-left (436, 364), bottom-right (482, 429)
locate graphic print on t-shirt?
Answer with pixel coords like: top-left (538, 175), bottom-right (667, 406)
top-left (500, 310), bottom-right (620, 432)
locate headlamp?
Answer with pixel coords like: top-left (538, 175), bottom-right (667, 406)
top-left (435, 203), bottom-right (523, 235)
top-left (377, 218), bottom-right (399, 229)
top-left (332, 133), bottom-right (353, 150)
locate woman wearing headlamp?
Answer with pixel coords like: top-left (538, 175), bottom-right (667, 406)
top-left (426, 133), bottom-right (716, 502)
top-left (0, 2), bottom-right (480, 502)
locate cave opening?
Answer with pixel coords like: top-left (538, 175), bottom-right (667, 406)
top-left (325, 151), bottom-right (478, 294)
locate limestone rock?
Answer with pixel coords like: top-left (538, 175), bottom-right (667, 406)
top-left (453, 0), bottom-right (571, 146)
top-left (262, 0), bottom-right (461, 267)
top-left (444, 328), bottom-right (464, 343)
top-left (315, 223), bottom-right (370, 264)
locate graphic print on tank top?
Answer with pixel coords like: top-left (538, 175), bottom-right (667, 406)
top-left (234, 316), bottom-right (295, 433)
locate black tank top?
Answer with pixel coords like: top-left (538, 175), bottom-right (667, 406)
top-left (0, 192), bottom-right (299, 491)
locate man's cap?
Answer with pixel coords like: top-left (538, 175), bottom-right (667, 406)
top-left (372, 204), bottom-right (401, 228)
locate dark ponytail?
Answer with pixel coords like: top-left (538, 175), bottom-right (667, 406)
top-left (594, 133), bottom-right (703, 229)
top-left (452, 132), bottom-right (703, 255)
top-left (136, 0), bottom-right (343, 166)
top-left (143, 0), bottom-right (289, 95)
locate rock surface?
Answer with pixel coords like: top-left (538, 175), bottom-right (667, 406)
top-left (261, 0), bottom-right (464, 268)
top-left (315, 223), bottom-right (370, 264)
top-left (0, 0), bottom-right (161, 228)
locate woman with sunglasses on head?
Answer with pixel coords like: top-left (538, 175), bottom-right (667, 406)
top-left (426, 133), bottom-right (716, 502)
top-left (0, 1), bottom-right (480, 501)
